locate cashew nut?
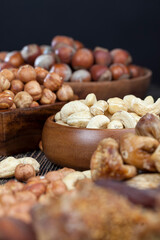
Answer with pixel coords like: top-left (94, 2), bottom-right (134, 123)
top-left (131, 98), bottom-right (160, 116)
top-left (150, 145), bottom-right (160, 172)
top-left (144, 96), bottom-right (154, 105)
top-left (55, 111), bottom-right (61, 121)
top-left (90, 100), bottom-right (108, 116)
top-left (129, 112), bottom-right (141, 123)
top-left (82, 170), bottom-right (91, 179)
top-left (123, 95), bottom-right (137, 111)
top-left (85, 93), bottom-right (97, 107)
top-left (67, 111), bottom-right (92, 128)
top-left (111, 111), bottom-right (137, 128)
top-left (107, 120), bottom-right (124, 129)
top-left (107, 97), bottom-right (128, 114)
top-left (62, 171), bottom-right (86, 190)
top-left (86, 115), bottom-right (110, 129)
top-left (56, 120), bottom-right (69, 126)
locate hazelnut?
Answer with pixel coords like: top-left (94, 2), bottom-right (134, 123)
top-left (10, 103), bottom-right (16, 109)
top-left (5, 180), bottom-right (24, 192)
top-left (1, 69), bottom-right (15, 81)
top-left (21, 44), bottom-right (41, 65)
top-left (40, 88), bottom-right (56, 105)
top-left (15, 191), bottom-right (37, 203)
top-left (0, 62), bottom-right (13, 71)
top-left (17, 65), bottom-right (36, 83)
top-left (14, 91), bottom-right (33, 108)
top-left (127, 64), bottom-right (142, 78)
top-left (15, 164), bottom-right (36, 182)
top-left (46, 180), bottom-right (67, 196)
top-left (24, 182), bottom-right (46, 198)
top-left (90, 64), bottom-right (112, 81)
top-left (54, 43), bottom-right (75, 64)
top-left (34, 54), bottom-right (55, 70)
top-left (11, 80), bottom-right (24, 94)
top-left (10, 68), bottom-right (18, 79)
top-left (43, 72), bottom-right (63, 91)
top-left (109, 63), bottom-right (130, 80)
top-left (70, 69), bottom-right (91, 82)
top-left (5, 51), bottom-right (24, 68)
top-left (24, 80), bottom-right (42, 101)
top-left (110, 48), bottom-right (132, 65)
top-left (57, 84), bottom-right (74, 101)
top-left (0, 74), bottom-right (10, 92)
top-left (0, 51), bottom-right (8, 61)
top-left (35, 67), bottom-right (48, 85)
top-left (4, 90), bottom-right (15, 99)
top-left (74, 40), bottom-right (84, 50)
top-left (50, 63), bottom-right (72, 82)
top-left (40, 45), bottom-right (52, 54)
top-left (51, 35), bottom-right (74, 49)
top-left (93, 47), bottom-right (112, 66)
top-left (0, 92), bottom-right (13, 109)
top-left (71, 48), bottom-right (94, 69)
top-left (30, 101), bottom-right (39, 108)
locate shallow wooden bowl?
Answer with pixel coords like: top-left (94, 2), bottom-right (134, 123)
top-left (0, 102), bottom-right (65, 155)
top-left (42, 115), bottom-right (135, 170)
top-left (67, 68), bottom-right (152, 100)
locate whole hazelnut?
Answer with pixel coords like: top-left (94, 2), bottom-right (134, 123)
top-left (71, 48), bottom-right (94, 69)
top-left (21, 44), bottom-right (41, 65)
top-left (11, 80), bottom-right (24, 94)
top-left (10, 103), bottom-right (16, 109)
top-left (43, 72), bottom-right (63, 91)
top-left (0, 74), bottom-right (10, 92)
top-left (57, 84), bottom-right (74, 101)
top-left (35, 67), bottom-right (48, 84)
top-left (0, 62), bottom-right (13, 71)
top-left (15, 164), bottom-right (36, 182)
top-left (17, 65), bottom-right (36, 83)
top-left (34, 54), bottom-right (55, 70)
top-left (1, 69), bottom-right (15, 81)
top-left (90, 64), bottom-right (112, 81)
top-left (110, 48), bottom-right (132, 65)
top-left (40, 88), bottom-right (56, 105)
top-left (10, 68), bottom-right (18, 79)
top-left (74, 40), bottom-right (84, 50)
top-left (54, 43), bottom-right (75, 64)
top-left (0, 92), bottom-right (13, 109)
top-left (0, 51), bottom-right (8, 61)
top-left (93, 47), bottom-right (112, 66)
top-left (40, 45), bottom-right (52, 54)
top-left (50, 63), bottom-right (72, 82)
top-left (70, 69), bottom-right (91, 82)
top-left (51, 35), bottom-right (74, 49)
top-left (14, 91), bottom-right (33, 108)
top-left (4, 51), bottom-right (24, 67)
top-left (127, 64), bottom-right (142, 78)
top-left (109, 63), bottom-right (130, 80)
top-left (30, 101), bottom-right (39, 108)
top-left (4, 90), bottom-right (15, 99)
top-left (24, 80), bottom-right (42, 100)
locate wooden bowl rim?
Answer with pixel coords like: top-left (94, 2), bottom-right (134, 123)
top-left (47, 115), bottom-right (135, 132)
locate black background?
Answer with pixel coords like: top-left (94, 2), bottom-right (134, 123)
top-left (0, 0), bottom-right (160, 85)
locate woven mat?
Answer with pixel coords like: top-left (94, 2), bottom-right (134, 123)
top-left (0, 150), bottom-right (61, 185)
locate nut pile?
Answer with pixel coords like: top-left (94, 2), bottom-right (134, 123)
top-left (0, 66), bottom-right (75, 109)
top-left (0, 35), bottom-right (145, 82)
top-left (91, 113), bottom-right (160, 189)
top-left (55, 93), bottom-right (160, 129)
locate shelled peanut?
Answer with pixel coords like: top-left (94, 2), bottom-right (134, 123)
top-left (0, 66), bottom-right (75, 109)
top-left (0, 35), bottom-right (145, 82)
top-left (55, 93), bottom-right (160, 129)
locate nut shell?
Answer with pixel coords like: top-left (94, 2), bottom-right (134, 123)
top-left (15, 164), bottom-right (36, 182)
top-left (71, 48), bottom-right (94, 69)
top-left (43, 72), bottom-right (63, 91)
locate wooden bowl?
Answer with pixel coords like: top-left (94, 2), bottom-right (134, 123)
top-left (0, 102), bottom-right (65, 155)
top-left (42, 115), bottom-right (135, 170)
top-left (67, 68), bottom-right (152, 100)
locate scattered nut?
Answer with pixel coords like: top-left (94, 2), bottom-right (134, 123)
top-left (15, 164), bottom-right (36, 182)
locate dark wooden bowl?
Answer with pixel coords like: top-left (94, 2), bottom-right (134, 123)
top-left (42, 115), bottom-right (135, 170)
top-left (67, 68), bottom-right (152, 100)
top-left (0, 102), bottom-right (65, 155)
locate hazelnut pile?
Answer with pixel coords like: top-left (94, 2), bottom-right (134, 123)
top-left (55, 93), bottom-right (160, 129)
top-left (0, 35), bottom-right (145, 83)
top-left (0, 66), bottom-right (75, 109)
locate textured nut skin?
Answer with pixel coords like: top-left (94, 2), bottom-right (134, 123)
top-left (74, 40), bottom-right (84, 50)
top-left (110, 48), bottom-right (132, 65)
top-left (57, 84), bottom-right (74, 101)
top-left (93, 47), bottom-right (112, 66)
top-left (0, 75), bottom-right (10, 92)
top-left (5, 51), bottom-right (24, 67)
top-left (34, 54), bottom-right (55, 70)
top-left (135, 113), bottom-right (160, 141)
top-left (70, 69), bottom-right (91, 82)
top-left (50, 63), bottom-right (72, 82)
top-left (46, 180), bottom-right (67, 195)
top-left (35, 67), bottom-right (48, 85)
top-left (0, 62), bottom-right (13, 71)
top-left (120, 133), bottom-right (159, 171)
top-left (30, 101), bottom-right (39, 108)
top-left (21, 44), bottom-right (41, 65)
top-left (10, 80), bottom-right (24, 94)
top-left (91, 138), bottom-right (137, 181)
top-left (1, 69), bottom-right (15, 81)
top-left (14, 91), bottom-right (33, 108)
top-left (24, 80), bottom-right (42, 101)
top-left (4, 90), bottom-right (15, 99)
top-left (43, 72), bottom-right (63, 91)
top-left (110, 63), bottom-right (130, 80)
top-left (0, 92), bottom-right (13, 109)
top-left (71, 48), bottom-right (94, 69)
top-left (128, 64), bottom-right (141, 78)
top-left (17, 65), bottom-right (36, 83)
top-left (15, 164), bottom-right (36, 182)
top-left (40, 88), bottom-right (56, 105)
top-left (24, 182), bottom-right (46, 198)
top-left (90, 64), bottom-right (112, 81)
top-left (51, 35), bottom-right (74, 49)
top-left (54, 43), bottom-right (75, 64)
top-left (10, 68), bottom-right (18, 79)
